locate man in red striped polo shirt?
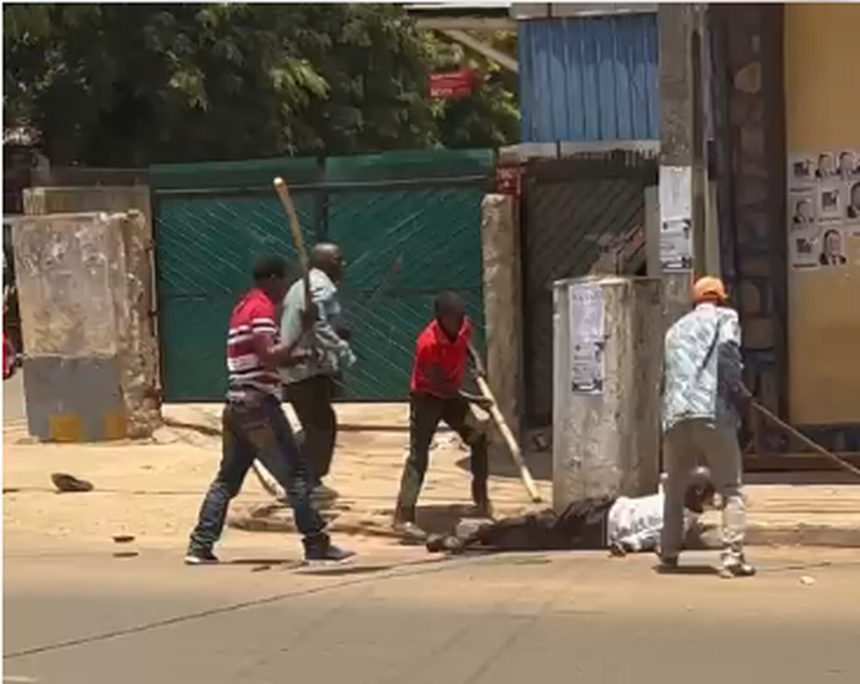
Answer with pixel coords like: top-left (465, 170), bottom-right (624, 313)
top-left (393, 291), bottom-right (492, 542)
top-left (185, 256), bottom-right (353, 565)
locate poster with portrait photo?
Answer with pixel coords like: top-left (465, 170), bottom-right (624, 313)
top-left (845, 180), bottom-right (860, 224)
top-left (836, 150), bottom-right (860, 181)
top-left (788, 155), bottom-right (816, 185)
top-left (818, 227), bottom-right (849, 268)
top-left (814, 151), bottom-right (837, 181)
top-left (788, 191), bottom-right (816, 231)
top-left (789, 229), bottom-right (821, 270)
top-left (819, 184), bottom-right (842, 222)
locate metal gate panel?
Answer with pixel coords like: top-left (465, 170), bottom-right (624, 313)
top-left (155, 193), bottom-right (316, 401)
top-left (152, 150), bottom-right (492, 402)
top-left (328, 184), bottom-right (486, 399)
top-left (522, 153), bottom-right (657, 425)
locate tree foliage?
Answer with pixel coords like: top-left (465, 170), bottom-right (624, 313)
top-left (3, 3), bottom-right (518, 166)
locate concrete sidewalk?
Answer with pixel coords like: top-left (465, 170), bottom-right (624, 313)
top-left (3, 402), bottom-right (860, 551)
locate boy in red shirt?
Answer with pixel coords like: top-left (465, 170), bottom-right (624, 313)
top-left (393, 291), bottom-right (492, 542)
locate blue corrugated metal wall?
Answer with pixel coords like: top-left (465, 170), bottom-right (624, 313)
top-left (518, 13), bottom-right (659, 142)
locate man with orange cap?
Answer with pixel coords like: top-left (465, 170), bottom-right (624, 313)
top-left (660, 276), bottom-right (755, 578)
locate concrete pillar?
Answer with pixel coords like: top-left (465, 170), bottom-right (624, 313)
top-left (480, 194), bottom-right (523, 447)
top-left (23, 187), bottom-right (160, 437)
top-left (552, 276), bottom-right (662, 512)
top-left (658, 3), bottom-right (704, 325)
top-left (13, 211), bottom-right (146, 441)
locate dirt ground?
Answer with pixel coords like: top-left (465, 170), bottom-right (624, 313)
top-left (2, 403), bottom-right (551, 556)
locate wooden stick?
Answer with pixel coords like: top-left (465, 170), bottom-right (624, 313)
top-left (252, 177), bottom-right (313, 499)
top-left (273, 177), bottom-right (309, 264)
top-left (468, 345), bottom-right (542, 503)
top-left (752, 401), bottom-right (860, 479)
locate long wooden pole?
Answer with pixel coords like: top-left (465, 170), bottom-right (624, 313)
top-left (752, 402), bottom-right (860, 479)
top-left (250, 177), bottom-right (314, 500)
top-left (469, 345), bottom-right (542, 503)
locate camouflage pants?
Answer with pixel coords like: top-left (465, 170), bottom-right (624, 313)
top-left (662, 418), bottom-right (746, 562)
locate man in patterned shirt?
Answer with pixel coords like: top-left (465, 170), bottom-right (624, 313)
top-left (185, 256), bottom-right (353, 565)
top-left (660, 276), bottom-right (755, 578)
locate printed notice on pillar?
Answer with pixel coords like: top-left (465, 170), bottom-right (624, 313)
top-left (568, 283), bottom-right (604, 395)
top-left (659, 165), bottom-right (693, 272)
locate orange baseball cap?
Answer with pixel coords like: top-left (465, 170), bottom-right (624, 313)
top-left (692, 276), bottom-right (727, 304)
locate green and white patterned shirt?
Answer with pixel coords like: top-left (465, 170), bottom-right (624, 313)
top-left (662, 302), bottom-right (744, 433)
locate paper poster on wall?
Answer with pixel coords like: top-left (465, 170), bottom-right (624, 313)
top-left (659, 165), bottom-right (692, 222)
top-left (788, 189), bottom-right (820, 269)
top-left (659, 165), bottom-right (693, 272)
top-left (660, 218), bottom-right (693, 271)
top-left (819, 184), bottom-right (842, 222)
top-left (846, 179), bottom-right (860, 224)
top-left (787, 150), bottom-right (860, 270)
top-left (568, 283), bottom-right (604, 395)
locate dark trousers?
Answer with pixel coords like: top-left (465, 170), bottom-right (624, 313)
top-left (395, 393), bottom-right (489, 521)
top-left (285, 375), bottom-right (337, 485)
top-left (188, 396), bottom-right (325, 552)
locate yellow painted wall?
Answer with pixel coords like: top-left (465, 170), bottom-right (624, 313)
top-left (784, 4), bottom-right (860, 424)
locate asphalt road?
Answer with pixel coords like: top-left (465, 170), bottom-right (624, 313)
top-left (4, 546), bottom-right (860, 684)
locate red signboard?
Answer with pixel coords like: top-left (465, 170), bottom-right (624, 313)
top-left (429, 69), bottom-right (473, 99)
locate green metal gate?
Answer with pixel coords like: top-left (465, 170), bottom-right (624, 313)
top-left (151, 150), bottom-right (492, 402)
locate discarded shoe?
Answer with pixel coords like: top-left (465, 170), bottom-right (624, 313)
top-left (51, 472), bottom-right (94, 493)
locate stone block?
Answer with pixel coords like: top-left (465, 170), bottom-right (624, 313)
top-left (23, 356), bottom-right (126, 441)
top-left (13, 212), bottom-right (126, 357)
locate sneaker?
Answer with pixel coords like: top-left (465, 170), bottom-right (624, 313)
top-left (609, 541), bottom-right (628, 558)
top-left (719, 556), bottom-right (756, 579)
top-left (184, 548), bottom-right (219, 566)
top-left (392, 520), bottom-right (428, 544)
top-left (303, 535), bottom-right (355, 563)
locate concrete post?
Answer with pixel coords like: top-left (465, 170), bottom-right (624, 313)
top-left (480, 194), bottom-right (523, 448)
top-left (552, 276), bottom-right (662, 512)
top-left (658, 3), bottom-right (705, 324)
top-left (13, 211), bottom-right (146, 441)
top-left (23, 187), bottom-right (160, 437)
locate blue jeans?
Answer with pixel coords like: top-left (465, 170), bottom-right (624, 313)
top-left (188, 396), bottom-right (326, 552)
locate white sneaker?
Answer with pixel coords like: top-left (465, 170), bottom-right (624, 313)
top-left (719, 555), bottom-right (756, 579)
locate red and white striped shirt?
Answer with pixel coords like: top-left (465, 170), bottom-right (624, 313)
top-left (226, 288), bottom-right (281, 402)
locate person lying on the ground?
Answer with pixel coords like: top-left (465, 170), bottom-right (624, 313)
top-left (393, 291), bottom-right (493, 543)
top-left (424, 467), bottom-right (715, 556)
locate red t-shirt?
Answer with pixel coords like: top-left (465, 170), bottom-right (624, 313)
top-left (410, 317), bottom-right (472, 398)
top-left (226, 288), bottom-right (281, 401)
